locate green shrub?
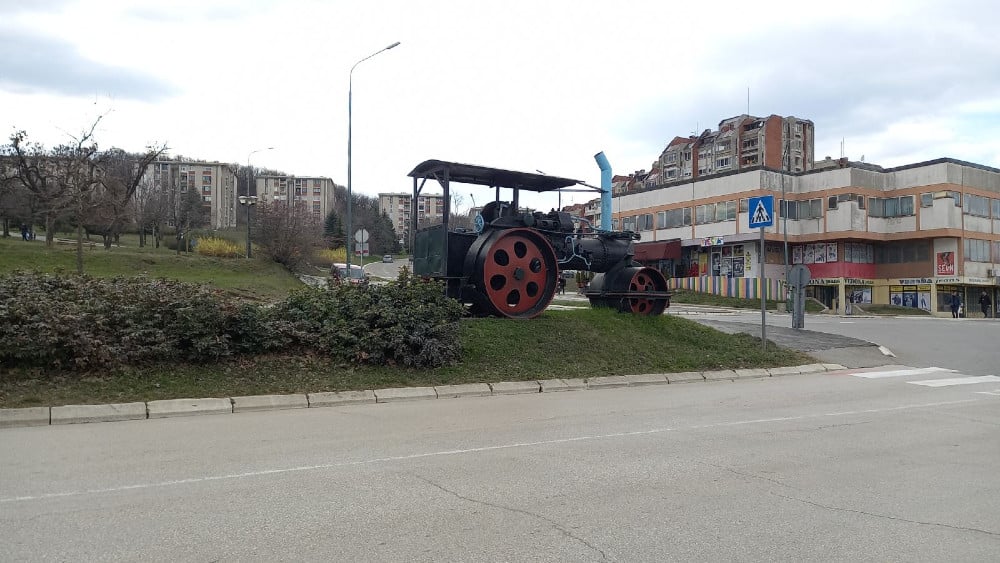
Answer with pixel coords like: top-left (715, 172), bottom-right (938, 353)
top-left (313, 247), bottom-right (347, 268)
top-left (0, 271), bottom-right (464, 372)
top-left (196, 237), bottom-right (242, 258)
top-left (0, 272), bottom-right (233, 370)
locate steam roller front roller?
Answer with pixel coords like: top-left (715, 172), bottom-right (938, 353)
top-left (588, 266), bottom-right (670, 315)
top-left (470, 228), bottom-right (559, 319)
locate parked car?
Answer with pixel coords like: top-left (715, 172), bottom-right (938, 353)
top-left (331, 263), bottom-right (367, 284)
top-left (382, 254), bottom-right (394, 263)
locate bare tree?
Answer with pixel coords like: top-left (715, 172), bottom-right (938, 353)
top-left (6, 131), bottom-right (73, 246)
top-left (254, 200), bottom-right (323, 270)
top-left (93, 145), bottom-right (167, 248)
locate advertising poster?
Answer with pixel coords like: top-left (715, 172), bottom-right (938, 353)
top-left (826, 242), bottom-right (838, 262)
top-left (732, 257), bottom-right (745, 277)
top-left (936, 252), bottom-right (955, 275)
top-left (890, 285), bottom-right (904, 306)
top-left (849, 287), bottom-right (872, 304)
top-left (721, 258), bottom-right (732, 277)
top-left (918, 285), bottom-right (932, 311)
top-left (902, 289), bottom-right (918, 309)
top-left (699, 253), bottom-right (708, 275)
top-left (814, 243), bottom-right (826, 263)
top-left (792, 246), bottom-right (802, 264)
top-left (711, 252), bottom-right (721, 276)
top-left (804, 244), bottom-right (815, 264)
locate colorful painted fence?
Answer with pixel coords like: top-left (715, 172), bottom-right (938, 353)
top-left (668, 276), bottom-right (782, 300)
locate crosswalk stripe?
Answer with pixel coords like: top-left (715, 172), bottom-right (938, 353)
top-left (908, 376), bottom-right (1000, 387)
top-left (851, 367), bottom-right (954, 379)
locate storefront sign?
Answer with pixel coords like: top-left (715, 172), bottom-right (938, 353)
top-left (897, 278), bottom-right (934, 285)
top-left (966, 277), bottom-right (992, 285)
top-left (935, 277), bottom-right (960, 284)
top-left (701, 236), bottom-right (724, 247)
top-left (808, 278), bottom-right (841, 285)
top-left (844, 278), bottom-right (874, 285)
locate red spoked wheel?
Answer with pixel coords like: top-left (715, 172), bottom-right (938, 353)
top-left (625, 268), bottom-right (664, 314)
top-left (474, 228), bottom-right (558, 319)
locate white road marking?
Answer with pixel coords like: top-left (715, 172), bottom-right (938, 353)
top-left (851, 367), bottom-right (954, 379)
top-left (908, 376), bottom-right (1000, 388)
top-left (974, 390), bottom-right (1000, 396)
top-left (878, 345), bottom-right (896, 357)
top-left (0, 398), bottom-right (978, 504)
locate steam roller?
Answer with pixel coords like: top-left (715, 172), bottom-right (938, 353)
top-left (408, 159), bottom-right (671, 319)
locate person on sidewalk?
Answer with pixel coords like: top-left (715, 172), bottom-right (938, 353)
top-left (980, 290), bottom-right (992, 318)
top-left (951, 291), bottom-right (962, 318)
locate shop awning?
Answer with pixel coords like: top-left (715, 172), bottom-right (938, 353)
top-left (634, 240), bottom-right (681, 261)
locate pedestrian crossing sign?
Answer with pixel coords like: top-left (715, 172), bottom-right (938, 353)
top-left (748, 195), bottom-right (774, 229)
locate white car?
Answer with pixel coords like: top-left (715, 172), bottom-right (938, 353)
top-left (331, 263), bottom-right (366, 284)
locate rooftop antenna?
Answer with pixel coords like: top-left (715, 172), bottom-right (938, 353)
top-left (747, 87), bottom-right (750, 116)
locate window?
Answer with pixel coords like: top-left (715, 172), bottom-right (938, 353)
top-left (868, 196), bottom-right (914, 218)
top-left (739, 199), bottom-right (748, 213)
top-left (726, 201), bottom-right (737, 221)
top-left (716, 141), bottom-right (730, 152)
top-left (874, 241), bottom-right (931, 263)
top-left (696, 203), bottom-right (716, 224)
top-left (657, 207), bottom-right (692, 229)
top-left (964, 238), bottom-right (991, 262)
top-left (828, 196), bottom-right (838, 210)
top-left (993, 199), bottom-right (1000, 218)
top-left (665, 153), bottom-right (677, 164)
top-left (963, 194), bottom-right (990, 217)
top-left (715, 202), bottom-right (728, 222)
top-left (716, 157), bottom-right (731, 169)
top-left (742, 138), bottom-right (758, 150)
top-left (780, 199), bottom-right (822, 220)
top-left (637, 214), bottom-right (654, 230)
top-left (920, 193), bottom-right (933, 207)
top-left (844, 243), bottom-right (874, 264)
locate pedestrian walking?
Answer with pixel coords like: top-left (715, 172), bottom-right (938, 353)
top-left (979, 290), bottom-right (992, 318)
top-left (950, 291), bottom-right (962, 318)
top-left (558, 275), bottom-right (566, 295)
top-left (20, 223), bottom-right (29, 241)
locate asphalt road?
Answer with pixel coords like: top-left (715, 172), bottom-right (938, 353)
top-left (692, 310), bottom-right (1000, 376)
top-left (3, 372), bottom-right (999, 561)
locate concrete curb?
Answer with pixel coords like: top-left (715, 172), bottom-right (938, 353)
top-left (435, 383), bottom-right (492, 399)
top-left (490, 381), bottom-right (541, 395)
top-left (51, 402), bottom-right (146, 425)
top-left (147, 398), bottom-right (233, 419)
top-left (374, 386), bottom-right (437, 403)
top-left (0, 363), bottom-right (841, 428)
top-left (587, 375), bottom-right (629, 389)
top-left (232, 394), bottom-right (308, 413)
top-left (0, 406), bottom-right (50, 428)
top-left (308, 390), bottom-right (376, 407)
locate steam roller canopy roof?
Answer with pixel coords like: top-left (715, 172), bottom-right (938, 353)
top-left (408, 160), bottom-right (580, 192)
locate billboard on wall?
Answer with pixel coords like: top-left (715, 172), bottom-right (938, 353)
top-left (936, 252), bottom-right (955, 275)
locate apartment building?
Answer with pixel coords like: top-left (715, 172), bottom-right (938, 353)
top-left (255, 175), bottom-right (339, 218)
top-left (623, 115), bottom-right (815, 193)
top-left (378, 192), bottom-right (445, 237)
top-left (146, 160), bottom-right (238, 229)
top-left (614, 158), bottom-right (1000, 317)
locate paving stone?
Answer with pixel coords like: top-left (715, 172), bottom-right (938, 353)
top-left (798, 363), bottom-right (829, 374)
top-left (51, 402), bottom-right (146, 425)
top-left (147, 398), bottom-right (233, 419)
top-left (587, 375), bottom-right (630, 389)
top-left (232, 394), bottom-right (308, 413)
top-left (308, 390), bottom-right (376, 407)
top-left (538, 379), bottom-right (571, 392)
top-left (733, 368), bottom-right (770, 379)
top-left (624, 374), bottom-right (669, 386)
top-left (768, 365), bottom-right (805, 377)
top-left (666, 371), bottom-right (705, 384)
top-left (702, 369), bottom-right (738, 381)
top-left (374, 387), bottom-right (438, 403)
top-left (489, 381), bottom-right (541, 395)
top-left (822, 363), bottom-right (848, 371)
top-left (0, 407), bottom-right (50, 428)
top-left (434, 383), bottom-right (492, 399)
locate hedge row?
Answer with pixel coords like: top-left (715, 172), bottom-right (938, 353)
top-left (0, 271), bottom-right (465, 372)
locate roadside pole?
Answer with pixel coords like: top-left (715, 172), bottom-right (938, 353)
top-left (749, 195), bottom-right (775, 352)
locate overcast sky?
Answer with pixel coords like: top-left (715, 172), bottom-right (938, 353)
top-left (2, 0), bottom-right (998, 211)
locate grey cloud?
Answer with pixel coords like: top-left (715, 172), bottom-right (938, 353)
top-left (619, 14), bottom-right (1000, 165)
top-left (0, 28), bottom-right (177, 101)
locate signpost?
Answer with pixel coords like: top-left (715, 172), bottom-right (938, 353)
top-left (787, 264), bottom-right (810, 329)
top-left (354, 229), bottom-right (370, 258)
top-left (748, 196), bottom-right (774, 351)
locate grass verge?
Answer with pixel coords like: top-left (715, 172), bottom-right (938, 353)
top-left (0, 308), bottom-right (813, 408)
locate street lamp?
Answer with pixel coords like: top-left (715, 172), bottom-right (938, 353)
top-left (246, 146), bottom-right (274, 199)
top-left (347, 41), bottom-right (400, 272)
top-left (238, 195), bottom-right (259, 258)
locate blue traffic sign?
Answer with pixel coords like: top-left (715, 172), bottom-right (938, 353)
top-left (748, 195), bottom-right (774, 229)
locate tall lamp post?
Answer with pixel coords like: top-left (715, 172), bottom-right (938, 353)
top-left (244, 146), bottom-right (274, 258)
top-left (238, 195), bottom-right (259, 258)
top-left (347, 41), bottom-right (400, 272)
